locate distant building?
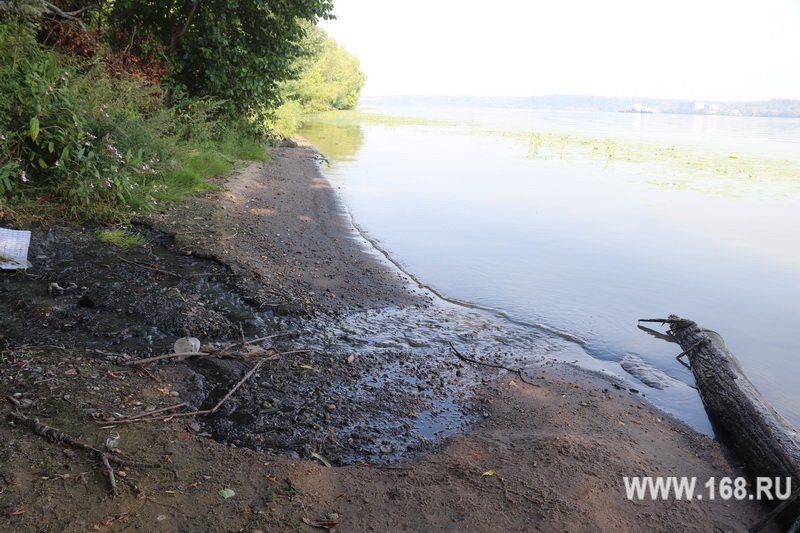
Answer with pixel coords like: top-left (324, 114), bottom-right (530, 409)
top-left (620, 102), bottom-right (659, 113)
top-left (694, 102), bottom-right (706, 112)
top-left (708, 104), bottom-right (720, 114)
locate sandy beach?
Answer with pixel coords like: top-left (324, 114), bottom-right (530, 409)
top-left (0, 143), bottom-right (778, 531)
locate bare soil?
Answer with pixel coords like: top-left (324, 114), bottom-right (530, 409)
top-left (0, 142), bottom-right (779, 532)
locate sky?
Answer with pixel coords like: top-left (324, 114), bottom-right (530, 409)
top-left (321, 0), bottom-right (800, 101)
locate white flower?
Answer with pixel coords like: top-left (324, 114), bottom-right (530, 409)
top-left (20, 171), bottom-right (28, 183)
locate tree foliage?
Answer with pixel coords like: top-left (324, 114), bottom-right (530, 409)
top-left (2, 0), bottom-right (336, 119)
top-left (284, 24), bottom-right (365, 112)
top-left (105, 0), bottom-right (334, 117)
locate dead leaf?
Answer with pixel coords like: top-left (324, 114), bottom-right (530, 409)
top-left (481, 469), bottom-right (496, 477)
top-left (302, 517), bottom-right (340, 530)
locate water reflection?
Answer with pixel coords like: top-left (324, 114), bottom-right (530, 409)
top-left (299, 115), bottom-right (364, 162)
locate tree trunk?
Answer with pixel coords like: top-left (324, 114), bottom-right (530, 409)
top-left (647, 316), bottom-right (800, 526)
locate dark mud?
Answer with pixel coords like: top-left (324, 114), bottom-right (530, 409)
top-left (2, 225), bottom-right (547, 464)
top-left (1, 225), bottom-right (248, 354)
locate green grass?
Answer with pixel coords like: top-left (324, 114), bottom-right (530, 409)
top-left (218, 135), bottom-right (269, 161)
top-left (97, 229), bottom-right (146, 248)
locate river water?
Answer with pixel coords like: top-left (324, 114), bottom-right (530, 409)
top-left (300, 106), bottom-right (800, 434)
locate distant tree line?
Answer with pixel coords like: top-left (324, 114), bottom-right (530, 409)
top-left (365, 95), bottom-right (800, 118)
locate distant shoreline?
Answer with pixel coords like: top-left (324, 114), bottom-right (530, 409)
top-left (362, 94), bottom-right (800, 118)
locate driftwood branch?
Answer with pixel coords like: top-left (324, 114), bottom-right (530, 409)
top-left (448, 342), bottom-right (537, 386)
top-left (749, 488), bottom-right (800, 533)
top-left (644, 315), bottom-right (800, 529)
top-left (125, 348), bottom-right (310, 366)
top-left (7, 412), bottom-right (155, 496)
top-left (100, 453), bottom-right (119, 497)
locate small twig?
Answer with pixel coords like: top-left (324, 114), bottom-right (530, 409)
top-left (123, 403), bottom-right (188, 422)
top-left (227, 332), bottom-right (295, 349)
top-left (125, 347), bottom-right (309, 367)
top-left (116, 255), bottom-right (182, 278)
top-left (448, 342), bottom-right (538, 386)
top-left (270, 349), bottom-right (313, 356)
top-left (118, 410), bottom-right (212, 424)
top-left (675, 339), bottom-right (706, 369)
top-left (210, 357), bottom-right (270, 414)
top-left (134, 365), bottom-right (160, 382)
top-left (101, 454), bottom-right (119, 497)
top-left (124, 352), bottom-right (208, 366)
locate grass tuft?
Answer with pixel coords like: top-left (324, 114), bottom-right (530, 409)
top-left (97, 229), bottom-right (146, 248)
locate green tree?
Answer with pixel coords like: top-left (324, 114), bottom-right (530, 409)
top-left (104, 0), bottom-right (334, 118)
top-left (284, 24), bottom-right (365, 111)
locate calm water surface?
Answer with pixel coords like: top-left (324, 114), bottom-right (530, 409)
top-left (300, 106), bottom-right (800, 432)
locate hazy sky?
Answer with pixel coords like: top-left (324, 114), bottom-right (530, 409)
top-left (321, 0), bottom-right (800, 101)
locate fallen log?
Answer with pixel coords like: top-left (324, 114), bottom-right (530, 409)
top-left (640, 316), bottom-right (800, 528)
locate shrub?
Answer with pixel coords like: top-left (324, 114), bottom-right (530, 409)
top-left (0, 17), bottom-right (267, 223)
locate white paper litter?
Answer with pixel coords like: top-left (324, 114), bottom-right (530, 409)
top-left (0, 228), bottom-right (32, 269)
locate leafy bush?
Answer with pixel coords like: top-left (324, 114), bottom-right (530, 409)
top-left (0, 17), bottom-right (266, 223)
top-left (0, 19), bottom-right (142, 218)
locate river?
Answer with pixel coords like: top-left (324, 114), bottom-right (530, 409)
top-left (300, 105), bottom-right (800, 433)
